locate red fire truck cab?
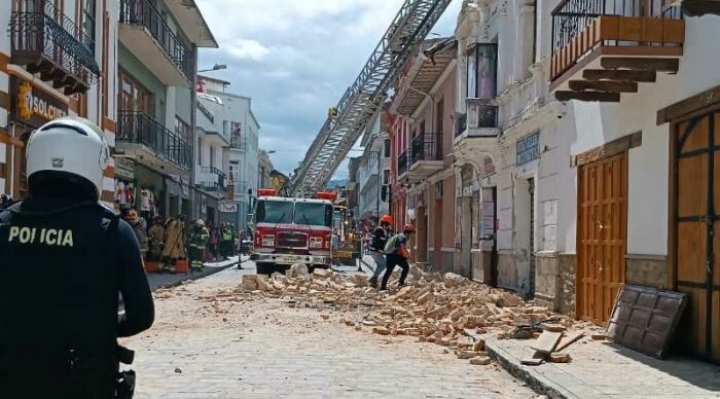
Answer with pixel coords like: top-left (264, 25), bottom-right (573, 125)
top-left (250, 189), bottom-right (336, 275)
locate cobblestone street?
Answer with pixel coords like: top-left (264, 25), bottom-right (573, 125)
top-left (121, 264), bottom-right (536, 399)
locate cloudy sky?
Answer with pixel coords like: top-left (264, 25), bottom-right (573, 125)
top-left (195, 0), bottom-right (463, 179)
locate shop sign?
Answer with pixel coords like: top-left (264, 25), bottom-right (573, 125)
top-left (516, 131), bottom-right (540, 166)
top-left (115, 158), bottom-right (135, 179)
top-left (11, 78), bottom-right (69, 127)
top-left (219, 202), bottom-right (238, 213)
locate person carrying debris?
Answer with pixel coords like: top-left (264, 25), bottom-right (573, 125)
top-left (189, 219), bottom-right (209, 271)
top-left (368, 214), bottom-right (394, 288)
top-left (380, 223), bottom-right (415, 291)
top-left (0, 116), bottom-right (154, 398)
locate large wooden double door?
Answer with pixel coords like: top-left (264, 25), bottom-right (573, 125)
top-left (577, 153), bottom-right (628, 324)
top-left (674, 112), bottom-right (720, 362)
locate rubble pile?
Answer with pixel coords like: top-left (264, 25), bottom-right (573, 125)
top-left (239, 264), bottom-right (580, 365)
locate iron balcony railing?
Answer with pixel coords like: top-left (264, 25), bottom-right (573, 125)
top-left (119, 0), bottom-right (193, 80)
top-left (10, 0), bottom-right (100, 88)
top-left (197, 102), bottom-right (214, 124)
top-left (551, 0), bottom-right (683, 56)
top-left (117, 110), bottom-right (192, 170)
top-left (231, 136), bottom-right (248, 151)
top-left (410, 133), bottom-right (442, 165)
top-left (398, 149), bottom-right (409, 176)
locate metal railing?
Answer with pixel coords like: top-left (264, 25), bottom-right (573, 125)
top-left (398, 150), bottom-right (409, 176)
top-left (117, 110), bottom-right (191, 170)
top-left (410, 133), bottom-right (442, 165)
top-left (551, 0), bottom-right (683, 56)
top-left (197, 102), bottom-right (214, 124)
top-left (10, 0), bottom-right (99, 86)
top-left (119, 0), bottom-right (193, 80)
top-left (231, 136), bottom-right (248, 151)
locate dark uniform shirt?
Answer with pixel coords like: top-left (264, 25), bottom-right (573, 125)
top-left (370, 226), bottom-right (389, 251)
top-left (0, 198), bottom-right (154, 398)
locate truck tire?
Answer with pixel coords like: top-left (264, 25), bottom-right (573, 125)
top-left (256, 262), bottom-right (274, 276)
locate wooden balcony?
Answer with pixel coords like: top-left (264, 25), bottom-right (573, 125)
top-left (550, 0), bottom-right (685, 102)
top-left (10, 0), bottom-right (100, 95)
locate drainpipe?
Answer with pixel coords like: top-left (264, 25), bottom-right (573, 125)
top-left (190, 43), bottom-right (199, 219)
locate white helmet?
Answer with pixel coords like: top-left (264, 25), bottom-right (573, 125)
top-left (26, 116), bottom-right (110, 200)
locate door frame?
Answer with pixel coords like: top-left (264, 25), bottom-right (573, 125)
top-left (575, 152), bottom-right (629, 324)
top-left (667, 102), bottom-right (720, 291)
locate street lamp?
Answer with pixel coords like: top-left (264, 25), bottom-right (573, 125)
top-left (198, 63), bottom-right (227, 73)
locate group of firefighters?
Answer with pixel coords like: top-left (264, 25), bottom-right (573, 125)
top-left (120, 208), bottom-right (244, 273)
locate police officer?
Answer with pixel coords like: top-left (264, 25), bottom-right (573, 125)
top-left (0, 116), bottom-right (155, 398)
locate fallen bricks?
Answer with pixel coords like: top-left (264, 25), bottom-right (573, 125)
top-left (232, 264), bottom-right (588, 367)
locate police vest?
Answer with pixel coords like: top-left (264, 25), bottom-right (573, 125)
top-left (0, 199), bottom-right (120, 361)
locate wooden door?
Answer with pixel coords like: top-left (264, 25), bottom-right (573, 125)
top-left (674, 112), bottom-right (720, 362)
top-left (577, 153), bottom-right (628, 324)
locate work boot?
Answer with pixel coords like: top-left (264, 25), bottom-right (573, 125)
top-left (368, 276), bottom-right (378, 287)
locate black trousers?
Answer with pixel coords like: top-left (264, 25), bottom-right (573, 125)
top-left (381, 253), bottom-right (409, 289)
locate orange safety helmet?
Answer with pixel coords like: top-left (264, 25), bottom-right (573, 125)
top-left (403, 223), bottom-right (415, 233)
top-left (380, 214), bottom-right (394, 225)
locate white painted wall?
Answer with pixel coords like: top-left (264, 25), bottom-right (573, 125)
top-left (560, 15), bottom-right (720, 256)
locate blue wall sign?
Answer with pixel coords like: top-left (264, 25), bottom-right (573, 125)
top-left (516, 131), bottom-right (540, 166)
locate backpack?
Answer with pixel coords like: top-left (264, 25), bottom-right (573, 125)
top-left (383, 234), bottom-right (400, 254)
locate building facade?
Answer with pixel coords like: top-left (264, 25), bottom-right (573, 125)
top-left (257, 149), bottom-right (274, 189)
top-left (0, 0), bottom-right (118, 208)
top-left (195, 78), bottom-right (231, 226)
top-left (196, 76), bottom-right (259, 230)
top-left (113, 0), bottom-right (217, 224)
top-left (390, 37), bottom-right (458, 273)
top-left (356, 111), bottom-right (390, 219)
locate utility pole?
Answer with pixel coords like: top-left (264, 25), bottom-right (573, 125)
top-left (376, 148), bottom-right (381, 219)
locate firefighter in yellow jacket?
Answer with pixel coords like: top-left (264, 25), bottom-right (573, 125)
top-left (159, 216), bottom-right (185, 273)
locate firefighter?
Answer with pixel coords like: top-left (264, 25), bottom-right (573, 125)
top-left (380, 223), bottom-right (416, 291)
top-left (368, 214), bottom-right (393, 288)
top-left (189, 219), bottom-right (209, 271)
top-left (0, 116), bottom-right (154, 398)
top-left (159, 216), bottom-right (185, 273)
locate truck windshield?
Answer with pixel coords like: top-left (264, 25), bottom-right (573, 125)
top-left (294, 203), bottom-right (333, 227)
top-left (255, 200), bottom-right (293, 224)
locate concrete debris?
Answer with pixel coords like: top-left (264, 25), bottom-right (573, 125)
top-left (238, 268), bottom-right (582, 367)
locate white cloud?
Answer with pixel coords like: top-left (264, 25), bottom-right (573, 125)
top-left (224, 39), bottom-right (271, 60)
top-left (195, 0), bottom-right (463, 178)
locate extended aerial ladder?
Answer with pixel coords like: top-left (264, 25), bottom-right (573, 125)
top-left (286, 0), bottom-right (454, 197)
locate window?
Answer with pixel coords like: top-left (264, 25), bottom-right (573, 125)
top-left (118, 70), bottom-right (152, 113)
top-left (467, 44), bottom-right (498, 99)
top-left (175, 116), bottom-right (191, 142)
top-left (82, 0), bottom-right (96, 53)
top-left (294, 203), bottom-right (333, 227)
top-left (197, 137), bottom-right (202, 165)
top-left (255, 200), bottom-right (293, 224)
top-left (383, 170), bottom-right (390, 185)
top-left (210, 146), bottom-right (215, 167)
top-left (383, 139), bottom-right (390, 157)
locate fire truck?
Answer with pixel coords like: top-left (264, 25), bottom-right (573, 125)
top-left (250, 188), bottom-right (336, 275)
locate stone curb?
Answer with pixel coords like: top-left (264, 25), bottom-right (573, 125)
top-left (152, 257), bottom-right (250, 291)
top-left (484, 337), bottom-right (578, 399)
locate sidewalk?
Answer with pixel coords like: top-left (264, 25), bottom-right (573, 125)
top-left (147, 255), bottom-right (250, 290)
top-left (485, 334), bottom-right (720, 399)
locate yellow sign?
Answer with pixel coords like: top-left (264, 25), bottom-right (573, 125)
top-left (16, 81), bottom-right (69, 125)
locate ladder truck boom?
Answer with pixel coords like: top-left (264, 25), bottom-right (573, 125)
top-left (287, 0), bottom-right (453, 197)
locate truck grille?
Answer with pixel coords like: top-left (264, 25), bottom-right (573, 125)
top-left (276, 232), bottom-right (308, 248)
